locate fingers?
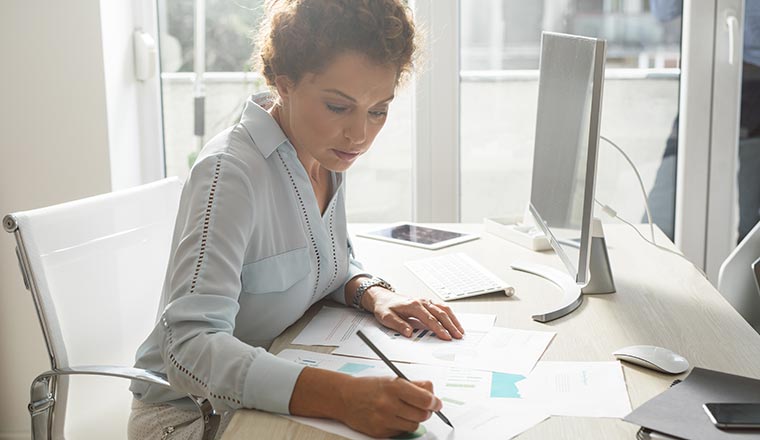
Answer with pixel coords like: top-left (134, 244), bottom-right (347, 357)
top-left (393, 416), bottom-right (422, 434)
top-left (396, 404), bottom-right (432, 425)
top-left (378, 311), bottom-right (414, 338)
top-left (343, 376), bottom-right (440, 439)
top-left (425, 302), bottom-right (464, 339)
top-left (401, 300), bottom-right (459, 340)
top-left (396, 379), bottom-right (441, 412)
top-left (431, 301), bottom-right (465, 335)
top-left (411, 379), bottom-right (434, 393)
top-left (375, 295), bottom-right (465, 340)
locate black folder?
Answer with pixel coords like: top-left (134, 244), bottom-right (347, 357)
top-left (624, 367), bottom-right (760, 440)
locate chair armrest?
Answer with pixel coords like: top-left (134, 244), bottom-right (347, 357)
top-left (34, 365), bottom-right (170, 389)
top-left (30, 365), bottom-right (172, 416)
top-left (30, 365), bottom-right (220, 440)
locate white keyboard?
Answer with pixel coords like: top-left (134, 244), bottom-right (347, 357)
top-left (405, 253), bottom-right (515, 301)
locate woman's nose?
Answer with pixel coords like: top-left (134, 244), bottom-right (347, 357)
top-left (344, 115), bottom-right (367, 145)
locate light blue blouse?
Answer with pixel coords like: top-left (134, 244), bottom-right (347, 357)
top-left (130, 95), bottom-right (368, 414)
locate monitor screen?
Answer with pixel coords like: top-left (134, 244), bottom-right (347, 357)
top-left (529, 32), bottom-right (606, 285)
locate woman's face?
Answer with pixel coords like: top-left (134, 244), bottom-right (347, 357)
top-left (274, 51), bottom-right (398, 173)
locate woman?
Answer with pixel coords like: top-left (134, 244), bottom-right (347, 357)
top-left (128, 1), bottom-right (465, 438)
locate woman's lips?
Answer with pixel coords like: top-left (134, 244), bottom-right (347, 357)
top-left (333, 149), bottom-right (361, 161)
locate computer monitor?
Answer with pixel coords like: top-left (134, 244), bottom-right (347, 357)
top-left (512, 32), bottom-right (615, 322)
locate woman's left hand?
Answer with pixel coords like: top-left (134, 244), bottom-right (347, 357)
top-left (366, 288), bottom-right (465, 341)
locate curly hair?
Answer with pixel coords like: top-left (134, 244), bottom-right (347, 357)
top-left (253, 0), bottom-right (416, 89)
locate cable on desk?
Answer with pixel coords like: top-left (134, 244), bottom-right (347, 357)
top-left (596, 135), bottom-right (706, 279)
top-left (594, 199), bottom-right (707, 279)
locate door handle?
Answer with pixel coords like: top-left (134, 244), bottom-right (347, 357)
top-left (725, 10), bottom-right (739, 65)
top-left (133, 29), bottom-right (157, 81)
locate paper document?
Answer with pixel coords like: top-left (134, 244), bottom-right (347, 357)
top-left (279, 348), bottom-right (403, 378)
top-left (516, 361), bottom-right (631, 418)
top-left (285, 402), bottom-right (548, 440)
top-left (292, 306), bottom-right (375, 346)
top-left (279, 350), bottom-right (498, 410)
top-left (279, 349), bottom-right (549, 439)
top-left (279, 350), bottom-right (630, 419)
top-left (333, 323), bottom-right (554, 375)
top-left (279, 349), bottom-right (491, 409)
top-left (436, 360), bottom-right (630, 417)
top-left (292, 306), bottom-right (496, 346)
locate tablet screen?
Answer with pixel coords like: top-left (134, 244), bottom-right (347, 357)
top-left (358, 223), bottom-right (477, 250)
top-left (372, 224), bottom-right (466, 245)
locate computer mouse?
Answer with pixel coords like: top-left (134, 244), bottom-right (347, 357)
top-left (612, 345), bottom-right (689, 374)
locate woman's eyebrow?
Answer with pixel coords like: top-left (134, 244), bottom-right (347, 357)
top-left (322, 88), bottom-right (394, 105)
top-left (323, 89), bottom-right (357, 102)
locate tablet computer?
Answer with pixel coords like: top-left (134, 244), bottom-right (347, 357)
top-left (356, 223), bottom-right (478, 250)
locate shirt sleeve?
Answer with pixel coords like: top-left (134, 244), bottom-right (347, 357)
top-left (157, 153), bottom-right (304, 414)
top-left (329, 235), bottom-right (371, 305)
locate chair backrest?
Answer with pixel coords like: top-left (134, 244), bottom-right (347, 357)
top-left (719, 220), bottom-right (760, 333)
top-left (5, 177), bottom-right (182, 439)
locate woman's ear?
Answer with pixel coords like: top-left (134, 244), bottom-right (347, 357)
top-left (274, 75), bottom-right (294, 103)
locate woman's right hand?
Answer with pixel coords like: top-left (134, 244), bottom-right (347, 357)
top-left (337, 376), bottom-right (442, 438)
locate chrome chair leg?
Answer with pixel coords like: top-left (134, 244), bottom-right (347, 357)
top-left (29, 375), bottom-right (54, 440)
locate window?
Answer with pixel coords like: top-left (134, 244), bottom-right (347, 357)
top-left (156, 0), bottom-right (266, 180)
top-left (156, 1), bottom-right (683, 230)
top-left (156, 0), bottom-right (412, 221)
top-left (459, 0), bottom-right (682, 241)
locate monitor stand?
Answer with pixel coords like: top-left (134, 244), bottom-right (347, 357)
top-left (511, 218), bottom-right (615, 322)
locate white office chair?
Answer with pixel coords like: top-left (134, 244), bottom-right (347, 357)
top-left (718, 220), bottom-right (760, 333)
top-left (3, 178), bottom-right (220, 440)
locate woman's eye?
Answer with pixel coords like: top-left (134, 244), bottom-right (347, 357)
top-left (326, 103), bottom-right (347, 114)
top-left (369, 109), bottom-right (388, 118)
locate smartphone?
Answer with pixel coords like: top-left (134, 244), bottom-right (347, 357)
top-left (703, 403), bottom-right (760, 429)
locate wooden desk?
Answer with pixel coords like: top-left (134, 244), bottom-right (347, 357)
top-left (222, 224), bottom-right (760, 439)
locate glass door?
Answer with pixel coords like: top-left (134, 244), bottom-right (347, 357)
top-left (705, 0), bottom-right (757, 279)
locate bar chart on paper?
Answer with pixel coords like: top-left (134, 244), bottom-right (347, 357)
top-left (490, 372), bottom-right (526, 398)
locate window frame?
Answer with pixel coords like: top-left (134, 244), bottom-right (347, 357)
top-left (677, 0), bottom-right (744, 280)
top-left (135, 0), bottom-right (166, 184)
top-left (412, 0), bottom-right (461, 222)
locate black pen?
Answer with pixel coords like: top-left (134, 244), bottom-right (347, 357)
top-left (356, 329), bottom-right (454, 429)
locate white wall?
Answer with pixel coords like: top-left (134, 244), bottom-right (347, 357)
top-left (0, 1), bottom-right (113, 438)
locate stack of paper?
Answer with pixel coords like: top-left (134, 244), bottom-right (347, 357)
top-left (282, 306), bottom-right (632, 439)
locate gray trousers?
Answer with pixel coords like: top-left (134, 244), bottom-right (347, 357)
top-left (128, 398), bottom-right (233, 440)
